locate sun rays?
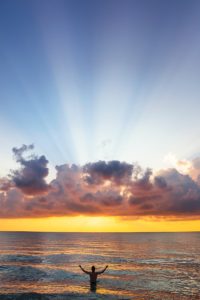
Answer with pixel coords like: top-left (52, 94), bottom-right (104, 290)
top-left (1, 1), bottom-right (200, 231)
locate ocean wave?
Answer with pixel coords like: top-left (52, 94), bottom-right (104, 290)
top-left (0, 265), bottom-right (47, 281)
top-left (0, 255), bottom-right (42, 264)
top-left (0, 253), bottom-right (129, 266)
top-left (0, 265), bottom-right (81, 282)
top-left (0, 292), bottom-right (131, 300)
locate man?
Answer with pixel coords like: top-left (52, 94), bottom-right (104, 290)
top-left (79, 265), bottom-right (108, 291)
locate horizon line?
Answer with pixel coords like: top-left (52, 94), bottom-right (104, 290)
top-left (0, 230), bottom-right (199, 233)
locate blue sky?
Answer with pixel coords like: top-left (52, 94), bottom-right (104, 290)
top-left (1, 0), bottom-right (200, 176)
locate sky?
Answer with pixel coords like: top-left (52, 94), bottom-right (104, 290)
top-left (0, 0), bottom-right (200, 231)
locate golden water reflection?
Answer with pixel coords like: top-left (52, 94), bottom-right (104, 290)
top-left (0, 232), bottom-right (199, 299)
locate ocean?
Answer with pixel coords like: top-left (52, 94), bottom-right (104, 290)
top-left (0, 232), bottom-right (199, 299)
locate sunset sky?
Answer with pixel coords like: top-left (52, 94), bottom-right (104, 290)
top-left (1, 0), bottom-right (200, 231)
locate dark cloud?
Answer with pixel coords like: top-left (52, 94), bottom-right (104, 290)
top-left (131, 169), bottom-right (200, 217)
top-left (80, 191), bottom-right (123, 207)
top-left (89, 190), bottom-right (123, 207)
top-left (66, 202), bottom-right (102, 214)
top-left (129, 195), bottom-right (161, 206)
top-left (1, 145), bottom-right (200, 219)
top-left (133, 168), bottom-right (153, 190)
top-left (154, 176), bottom-right (168, 189)
top-left (10, 145), bottom-right (50, 195)
top-left (80, 193), bottom-right (95, 203)
top-left (83, 160), bottom-right (133, 185)
top-left (12, 144), bottom-right (34, 162)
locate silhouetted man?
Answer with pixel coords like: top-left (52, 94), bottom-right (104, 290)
top-left (79, 265), bottom-right (108, 291)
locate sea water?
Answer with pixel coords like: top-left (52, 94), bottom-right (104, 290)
top-left (0, 232), bottom-right (199, 299)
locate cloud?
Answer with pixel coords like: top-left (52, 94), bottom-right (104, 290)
top-left (0, 178), bottom-right (13, 192)
top-left (164, 152), bottom-right (200, 180)
top-left (10, 145), bottom-right (50, 195)
top-left (154, 176), bottom-right (168, 189)
top-left (83, 160), bottom-right (133, 185)
top-left (12, 144), bottom-right (34, 162)
top-left (1, 145), bottom-right (200, 219)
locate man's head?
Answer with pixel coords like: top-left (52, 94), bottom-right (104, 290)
top-left (91, 265), bottom-right (95, 272)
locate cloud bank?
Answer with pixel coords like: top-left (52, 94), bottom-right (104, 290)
top-left (1, 145), bottom-right (200, 219)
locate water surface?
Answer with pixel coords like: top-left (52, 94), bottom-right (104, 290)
top-left (0, 232), bottom-right (199, 299)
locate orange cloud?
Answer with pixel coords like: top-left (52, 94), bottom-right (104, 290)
top-left (1, 145), bottom-right (200, 220)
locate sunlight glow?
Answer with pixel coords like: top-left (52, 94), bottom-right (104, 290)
top-left (1, 1), bottom-right (200, 232)
top-left (1, 217), bottom-right (200, 232)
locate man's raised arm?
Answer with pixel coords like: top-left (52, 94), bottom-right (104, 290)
top-left (97, 265), bottom-right (108, 275)
top-left (79, 265), bottom-right (90, 274)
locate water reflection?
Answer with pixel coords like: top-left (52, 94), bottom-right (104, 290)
top-left (0, 232), bottom-right (199, 299)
